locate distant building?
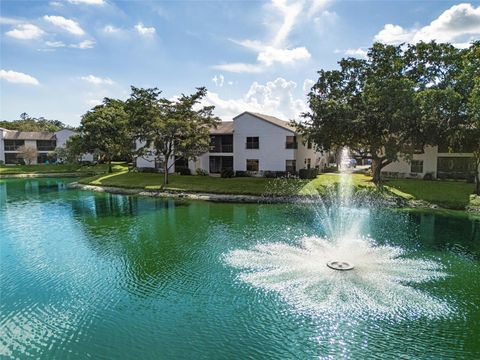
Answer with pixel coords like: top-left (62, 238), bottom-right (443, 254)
top-left (0, 128), bottom-right (92, 164)
top-left (136, 111), bottom-right (329, 175)
top-left (381, 145), bottom-right (478, 180)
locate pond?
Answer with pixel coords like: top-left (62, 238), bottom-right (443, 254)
top-left (0, 178), bottom-right (479, 359)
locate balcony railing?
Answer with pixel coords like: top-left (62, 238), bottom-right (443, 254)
top-left (210, 144), bottom-right (233, 153)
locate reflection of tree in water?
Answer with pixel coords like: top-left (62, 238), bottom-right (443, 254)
top-left (1, 178), bottom-right (69, 204)
top-left (70, 194), bottom-right (244, 297)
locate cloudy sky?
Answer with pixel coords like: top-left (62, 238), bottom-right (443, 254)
top-left (1, 0), bottom-right (479, 126)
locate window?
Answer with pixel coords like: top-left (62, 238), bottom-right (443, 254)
top-left (4, 140), bottom-right (24, 151)
top-left (305, 158), bottom-right (311, 169)
top-left (246, 137), bottom-right (259, 149)
top-left (410, 160), bottom-right (423, 173)
top-left (307, 141), bottom-right (312, 149)
top-left (4, 153), bottom-right (19, 164)
top-left (286, 160), bottom-right (296, 173)
top-left (246, 159), bottom-right (259, 172)
top-left (37, 140), bottom-right (56, 151)
top-left (210, 135), bottom-right (233, 153)
top-left (285, 136), bottom-right (297, 149)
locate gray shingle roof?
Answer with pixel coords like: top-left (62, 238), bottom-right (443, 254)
top-left (3, 131), bottom-right (56, 140)
top-left (234, 111), bottom-right (296, 132)
top-left (210, 121), bottom-right (234, 134)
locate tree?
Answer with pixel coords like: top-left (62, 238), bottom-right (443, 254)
top-left (299, 43), bottom-right (417, 184)
top-left (78, 98), bottom-right (132, 172)
top-left (0, 114), bottom-right (71, 132)
top-left (16, 145), bottom-right (37, 165)
top-left (452, 42), bottom-right (480, 194)
top-left (127, 86), bottom-right (220, 184)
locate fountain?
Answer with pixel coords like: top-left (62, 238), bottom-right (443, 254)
top-left (225, 148), bottom-right (451, 319)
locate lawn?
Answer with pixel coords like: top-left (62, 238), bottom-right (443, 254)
top-left (79, 170), bottom-right (479, 210)
top-left (384, 179), bottom-right (476, 209)
top-left (80, 172), bottom-right (375, 196)
top-left (0, 162), bottom-right (127, 175)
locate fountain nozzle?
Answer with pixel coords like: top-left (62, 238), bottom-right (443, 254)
top-left (327, 261), bottom-right (354, 271)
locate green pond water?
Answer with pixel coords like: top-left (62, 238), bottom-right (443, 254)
top-left (0, 178), bottom-right (479, 359)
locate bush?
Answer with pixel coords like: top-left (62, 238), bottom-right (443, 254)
top-left (235, 171), bottom-right (249, 177)
top-left (423, 172), bottom-right (434, 181)
top-left (221, 168), bottom-right (234, 178)
top-left (466, 173), bottom-right (475, 183)
top-left (177, 168), bottom-right (191, 175)
top-left (196, 168), bottom-right (208, 176)
top-left (299, 168), bottom-right (319, 179)
top-left (263, 171), bottom-right (276, 178)
top-left (0, 160), bottom-right (4, 166)
top-left (138, 167), bottom-right (159, 173)
top-left (324, 165), bottom-right (338, 173)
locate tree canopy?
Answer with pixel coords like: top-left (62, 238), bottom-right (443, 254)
top-left (299, 41), bottom-right (479, 187)
top-left (0, 113), bottom-right (72, 132)
top-left (126, 86), bottom-right (220, 184)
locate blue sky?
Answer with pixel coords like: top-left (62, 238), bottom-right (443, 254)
top-left (1, 0), bottom-right (479, 126)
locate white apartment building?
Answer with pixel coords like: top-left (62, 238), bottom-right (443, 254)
top-left (136, 111), bottom-right (329, 175)
top-left (0, 128), bottom-right (92, 165)
top-left (382, 145), bottom-right (478, 180)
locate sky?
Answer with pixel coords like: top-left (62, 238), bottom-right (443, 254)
top-left (1, 0), bottom-right (479, 126)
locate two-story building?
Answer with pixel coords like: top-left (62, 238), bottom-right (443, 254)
top-left (381, 144), bottom-right (478, 180)
top-left (0, 128), bottom-right (92, 165)
top-left (136, 111), bottom-right (329, 175)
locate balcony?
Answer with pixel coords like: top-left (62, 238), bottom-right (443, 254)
top-left (37, 140), bottom-right (56, 151)
top-left (285, 142), bottom-right (298, 149)
top-left (210, 144), bottom-right (233, 153)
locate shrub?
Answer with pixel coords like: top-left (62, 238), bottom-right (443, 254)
top-left (235, 171), bottom-right (249, 177)
top-left (177, 168), bottom-right (191, 175)
top-left (324, 165), bottom-right (338, 173)
top-left (138, 167), bottom-right (159, 173)
top-left (196, 168), bottom-right (208, 176)
top-left (466, 173), bottom-right (475, 183)
top-left (0, 160), bottom-right (4, 166)
top-left (299, 168), bottom-right (319, 179)
top-left (423, 172), bottom-right (434, 181)
top-left (221, 168), bottom-right (234, 178)
top-left (263, 171), bottom-right (276, 178)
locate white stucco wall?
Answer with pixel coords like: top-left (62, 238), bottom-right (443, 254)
top-left (233, 113), bottom-right (296, 172)
top-left (0, 129), bottom-right (5, 163)
top-left (135, 140), bottom-right (175, 173)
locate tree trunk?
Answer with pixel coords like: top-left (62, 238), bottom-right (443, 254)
top-left (475, 158), bottom-right (480, 195)
top-left (163, 161), bottom-right (169, 185)
top-left (108, 159), bottom-right (112, 173)
top-left (371, 158), bottom-right (382, 185)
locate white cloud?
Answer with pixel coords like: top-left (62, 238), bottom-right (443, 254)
top-left (257, 46), bottom-right (311, 66)
top-left (70, 39), bottom-right (95, 49)
top-left (374, 3), bottom-right (480, 46)
top-left (374, 24), bottom-right (415, 45)
top-left (103, 25), bottom-right (120, 33)
top-left (344, 48), bottom-right (368, 58)
top-left (303, 78), bottom-right (315, 93)
top-left (45, 40), bottom-right (65, 47)
top-left (213, 63), bottom-right (264, 74)
top-left (212, 75), bottom-right (224, 87)
top-left (68, 0), bottom-right (105, 5)
top-left (80, 74), bottom-right (114, 85)
top-left (43, 15), bottom-right (85, 36)
top-left (214, 0), bottom-right (316, 73)
top-left (307, 0), bottom-right (332, 19)
top-left (0, 17), bottom-right (22, 25)
top-left (0, 69), bottom-right (39, 85)
top-left (5, 24), bottom-right (45, 40)
top-left (204, 77), bottom-right (307, 121)
top-left (86, 99), bottom-right (102, 106)
top-left (49, 1), bottom-right (63, 6)
top-left (135, 22), bottom-right (155, 36)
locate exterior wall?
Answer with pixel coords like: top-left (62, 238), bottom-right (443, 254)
top-left (0, 129), bottom-right (5, 163)
top-left (135, 140), bottom-right (175, 173)
top-left (381, 145), bottom-right (477, 179)
top-left (233, 113), bottom-right (295, 172)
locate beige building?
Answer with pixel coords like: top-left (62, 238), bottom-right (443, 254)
top-left (382, 145), bottom-right (478, 180)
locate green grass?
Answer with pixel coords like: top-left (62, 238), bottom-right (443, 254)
top-left (80, 172), bottom-right (375, 196)
top-left (384, 179), bottom-right (476, 209)
top-left (0, 162), bottom-right (127, 175)
top-left (79, 171), bottom-right (479, 211)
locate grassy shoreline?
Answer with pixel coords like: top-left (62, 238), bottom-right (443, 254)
top-left (77, 170), bottom-right (479, 212)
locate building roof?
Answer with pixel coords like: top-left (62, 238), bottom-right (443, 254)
top-left (3, 131), bottom-right (56, 140)
top-left (233, 111), bottom-right (296, 133)
top-left (210, 121), bottom-right (234, 134)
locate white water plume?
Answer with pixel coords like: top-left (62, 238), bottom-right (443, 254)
top-left (225, 147), bottom-right (451, 320)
